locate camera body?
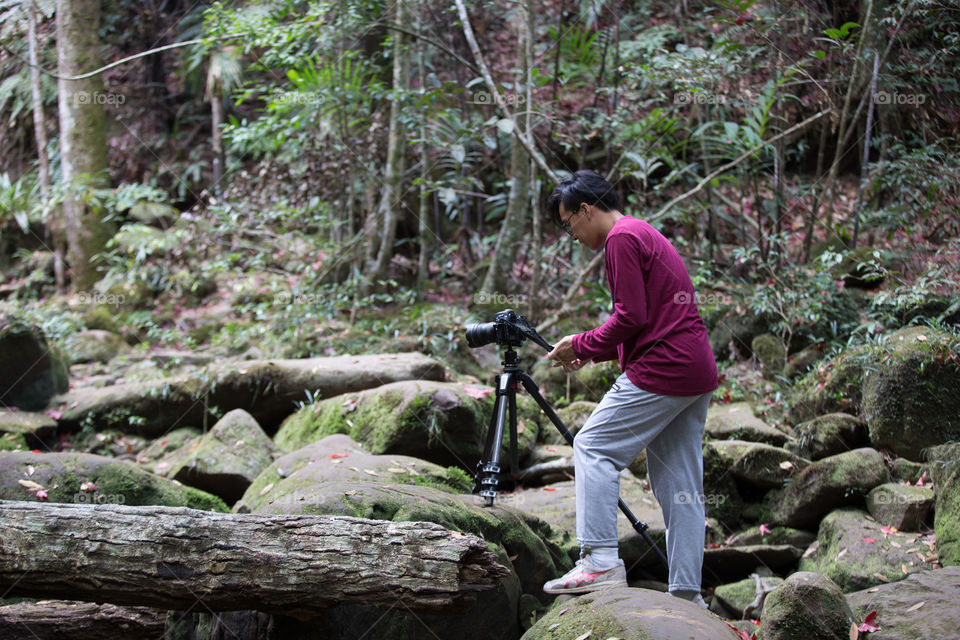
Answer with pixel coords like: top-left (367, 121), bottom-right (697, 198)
top-left (465, 309), bottom-right (552, 350)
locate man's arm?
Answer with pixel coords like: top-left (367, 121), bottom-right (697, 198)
top-left (571, 234), bottom-right (648, 360)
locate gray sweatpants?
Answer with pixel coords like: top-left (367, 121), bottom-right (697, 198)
top-left (574, 372), bottom-right (712, 593)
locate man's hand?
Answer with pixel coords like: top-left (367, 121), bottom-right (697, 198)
top-left (547, 335), bottom-right (588, 373)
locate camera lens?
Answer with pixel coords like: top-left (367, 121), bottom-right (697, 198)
top-left (465, 322), bottom-right (497, 348)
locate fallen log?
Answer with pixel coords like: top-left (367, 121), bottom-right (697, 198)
top-left (0, 600), bottom-right (165, 640)
top-left (0, 500), bottom-right (508, 616)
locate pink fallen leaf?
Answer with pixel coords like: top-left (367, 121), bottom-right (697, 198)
top-left (329, 453), bottom-right (349, 459)
top-left (545, 446), bottom-right (558, 452)
top-left (35, 489), bottom-right (48, 500)
top-left (915, 471), bottom-right (927, 487)
top-left (45, 408), bottom-right (62, 420)
top-left (863, 537), bottom-right (876, 544)
top-left (461, 385), bottom-right (493, 400)
top-left (542, 487), bottom-right (556, 491)
top-left (858, 610), bottom-right (880, 633)
top-left (759, 523), bottom-right (772, 536)
top-left (881, 524), bottom-right (898, 535)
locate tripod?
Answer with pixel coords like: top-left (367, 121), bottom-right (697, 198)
top-left (473, 346), bottom-right (669, 571)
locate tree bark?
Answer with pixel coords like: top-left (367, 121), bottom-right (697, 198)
top-left (0, 600), bottom-right (166, 640)
top-left (56, 0), bottom-right (113, 291)
top-left (0, 501), bottom-right (508, 616)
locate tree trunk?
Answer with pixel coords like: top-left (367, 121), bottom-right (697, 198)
top-left (367, 0), bottom-right (410, 288)
top-left (0, 600), bottom-right (165, 640)
top-left (479, 2), bottom-right (532, 297)
top-left (0, 501), bottom-right (508, 616)
top-left (56, 0), bottom-right (112, 291)
top-left (28, 1), bottom-right (65, 288)
top-left (211, 94), bottom-right (225, 195)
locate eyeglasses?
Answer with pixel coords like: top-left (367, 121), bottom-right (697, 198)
top-left (558, 206), bottom-right (582, 237)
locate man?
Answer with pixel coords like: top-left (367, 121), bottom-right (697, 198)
top-left (542, 170), bottom-right (718, 607)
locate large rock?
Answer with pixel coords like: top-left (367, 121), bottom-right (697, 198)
top-left (762, 448), bottom-right (889, 528)
top-left (236, 434), bottom-right (473, 514)
top-left (0, 410), bottom-right (57, 451)
top-left (275, 380), bottom-right (540, 469)
top-left (786, 413), bottom-right (869, 460)
top-left (711, 440), bottom-right (810, 489)
top-left (63, 329), bottom-right (129, 364)
top-left (714, 574), bottom-right (784, 619)
top-left (865, 483), bottom-right (934, 531)
top-left (798, 508), bottom-right (934, 592)
top-left (846, 566), bottom-right (960, 639)
top-left (787, 347), bottom-right (867, 424)
top-left (702, 442), bottom-right (746, 528)
top-left (0, 451), bottom-right (227, 511)
top-left (529, 359), bottom-right (621, 405)
top-left (52, 352), bottom-right (445, 437)
top-left (863, 326), bottom-right (960, 460)
top-left (760, 572), bottom-right (856, 640)
top-left (927, 442), bottom-right (960, 566)
top-left (540, 401), bottom-right (596, 445)
top-left (706, 402), bottom-right (789, 446)
top-left (0, 309), bottom-right (69, 410)
top-left (727, 525), bottom-right (816, 549)
top-left (169, 409), bottom-right (275, 505)
top-left (704, 545), bottom-right (804, 584)
top-left (520, 586), bottom-right (740, 639)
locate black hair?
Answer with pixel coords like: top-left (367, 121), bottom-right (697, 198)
top-left (545, 170), bottom-right (621, 228)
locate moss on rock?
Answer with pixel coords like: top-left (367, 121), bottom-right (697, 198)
top-left (759, 571), bottom-right (855, 640)
top-left (927, 442), bottom-right (960, 566)
top-left (787, 346), bottom-right (868, 424)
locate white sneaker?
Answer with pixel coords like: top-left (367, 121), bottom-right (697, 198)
top-left (543, 556), bottom-right (627, 595)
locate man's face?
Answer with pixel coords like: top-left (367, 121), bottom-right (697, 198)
top-left (559, 203), bottom-right (602, 250)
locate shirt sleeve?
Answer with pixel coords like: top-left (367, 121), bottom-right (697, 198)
top-left (571, 233), bottom-right (648, 361)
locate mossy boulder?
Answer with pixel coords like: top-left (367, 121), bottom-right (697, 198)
top-left (752, 334), bottom-right (786, 380)
top-left (715, 575), bottom-right (784, 619)
top-left (706, 402), bottom-right (789, 446)
top-left (702, 442), bottom-right (746, 528)
top-left (786, 413), bottom-right (869, 460)
top-left (134, 426), bottom-right (202, 475)
top-left (762, 448), bottom-right (889, 528)
top-left (798, 508), bottom-right (933, 592)
top-left (759, 571), bottom-right (856, 640)
top-left (62, 329), bottom-right (129, 364)
top-left (275, 380), bottom-right (541, 469)
top-left (520, 586), bottom-right (740, 640)
top-left (711, 440), bottom-right (810, 489)
top-left (236, 434), bottom-right (473, 514)
top-left (890, 458), bottom-right (927, 484)
top-left (529, 359), bottom-right (621, 404)
top-left (709, 308), bottom-right (775, 362)
top-left (0, 308), bottom-right (69, 410)
top-left (0, 451), bottom-right (227, 511)
top-left (168, 409), bottom-right (275, 505)
top-left (704, 545), bottom-right (804, 584)
top-left (927, 442), bottom-right (960, 566)
top-left (847, 566), bottom-right (960, 640)
top-left (866, 483), bottom-right (934, 531)
top-left (540, 400), bottom-right (596, 445)
top-left (787, 346), bottom-right (868, 424)
top-left (0, 410), bottom-right (57, 451)
top-left (862, 326), bottom-right (960, 460)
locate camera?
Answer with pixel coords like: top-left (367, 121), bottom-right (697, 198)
top-left (465, 309), bottom-right (552, 350)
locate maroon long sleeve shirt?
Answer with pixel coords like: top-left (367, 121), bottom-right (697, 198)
top-left (571, 216), bottom-right (719, 396)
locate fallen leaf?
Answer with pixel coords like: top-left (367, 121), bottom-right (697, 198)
top-left (862, 537), bottom-right (876, 544)
top-left (858, 610), bottom-right (880, 633)
top-left (79, 482), bottom-right (98, 493)
top-left (259, 483), bottom-right (274, 496)
top-left (348, 466), bottom-right (360, 472)
top-left (345, 490), bottom-right (357, 496)
top-left (329, 453), bottom-right (349, 459)
top-left (548, 623), bottom-right (560, 631)
top-left (461, 384), bottom-right (492, 399)
top-left (156, 462), bottom-right (169, 472)
top-left (902, 563), bottom-right (909, 575)
top-left (387, 468), bottom-right (407, 474)
top-left (759, 523), bottom-right (772, 536)
top-left (26, 465), bottom-right (34, 476)
top-left (45, 408), bottom-right (62, 420)
top-left (574, 632), bottom-right (591, 640)
top-left (905, 601), bottom-right (924, 612)
top-left (363, 469), bottom-right (379, 477)
top-left (837, 548), bottom-right (848, 560)
top-left (778, 461), bottom-right (794, 470)
top-left (890, 541), bottom-right (902, 548)
top-left (545, 446), bottom-right (558, 452)
top-left (18, 479), bottom-right (44, 492)
top-left (872, 573), bottom-right (890, 582)
top-left (343, 398), bottom-right (358, 412)
top-left (558, 608), bottom-right (568, 616)
top-left (35, 489), bottom-right (47, 500)
top-left (915, 471), bottom-right (927, 487)
top-left (867, 588), bottom-right (880, 593)
top-left (331, 459), bottom-right (342, 464)
top-left (542, 487), bottom-right (556, 491)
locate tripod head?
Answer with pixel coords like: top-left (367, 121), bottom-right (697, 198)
top-left (465, 309), bottom-right (554, 351)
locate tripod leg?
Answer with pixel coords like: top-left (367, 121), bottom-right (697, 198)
top-left (474, 372), bottom-right (513, 506)
top-left (517, 372), bottom-right (669, 572)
